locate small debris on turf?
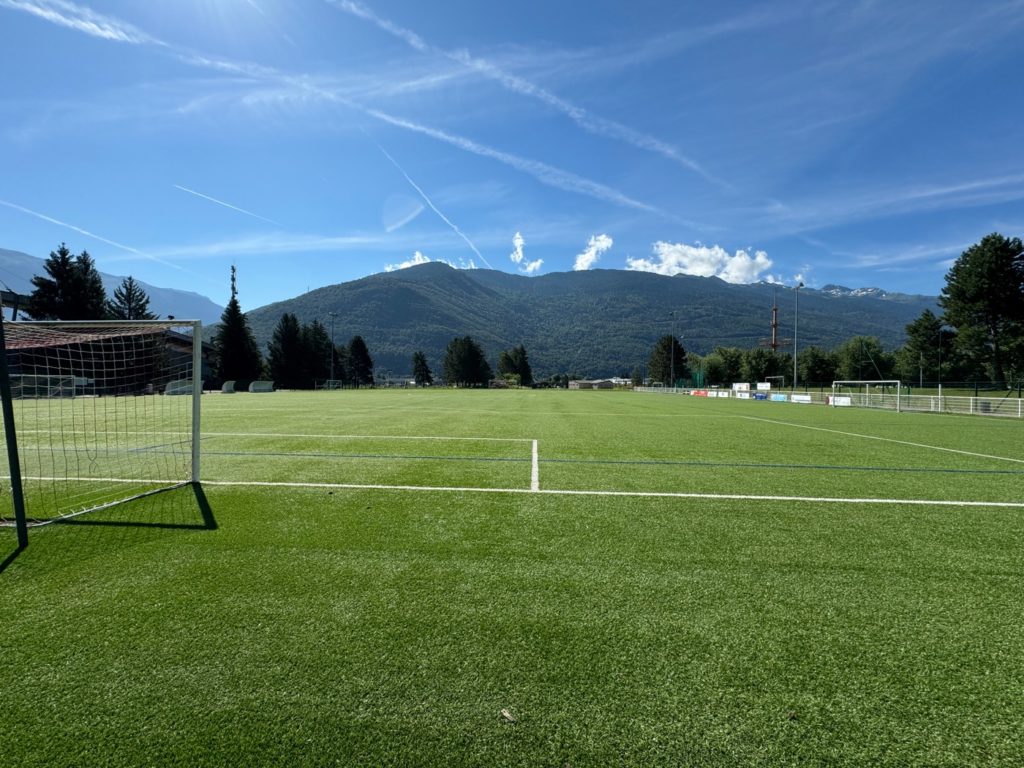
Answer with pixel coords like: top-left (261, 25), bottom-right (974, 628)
top-left (500, 708), bottom-right (517, 723)
top-left (787, 711), bottom-right (798, 721)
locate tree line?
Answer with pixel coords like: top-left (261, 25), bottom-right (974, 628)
top-left (642, 233), bottom-right (1024, 389)
top-left (25, 243), bottom-right (156, 321)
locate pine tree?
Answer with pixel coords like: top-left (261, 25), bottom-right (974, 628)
top-left (648, 335), bottom-right (687, 386)
top-left (107, 276), bottom-right (156, 320)
top-left (347, 335), bottom-right (374, 387)
top-left (267, 313), bottom-right (303, 389)
top-left (301, 320), bottom-right (332, 388)
top-left (412, 351), bottom-right (433, 386)
top-left (443, 336), bottom-right (492, 387)
top-left (213, 266), bottom-right (263, 383)
top-left (27, 243), bottom-right (110, 320)
top-left (939, 233), bottom-right (1024, 387)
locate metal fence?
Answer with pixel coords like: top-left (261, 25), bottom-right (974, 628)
top-left (634, 386), bottom-right (1024, 419)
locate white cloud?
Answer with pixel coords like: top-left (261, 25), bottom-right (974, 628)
top-left (626, 242), bottom-right (773, 283)
top-left (509, 231), bottom-right (525, 264)
top-left (508, 231), bottom-right (542, 274)
top-left (385, 251), bottom-right (432, 272)
top-left (574, 233), bottom-right (613, 271)
top-left (384, 250), bottom-right (477, 272)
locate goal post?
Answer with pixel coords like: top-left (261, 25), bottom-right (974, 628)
top-left (830, 380), bottom-right (902, 412)
top-left (0, 318), bottom-right (202, 536)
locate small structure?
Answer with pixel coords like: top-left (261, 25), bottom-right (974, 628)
top-left (569, 379), bottom-right (615, 390)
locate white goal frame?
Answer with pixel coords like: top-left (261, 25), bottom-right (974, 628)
top-left (830, 379), bottom-right (902, 412)
top-left (1, 319), bottom-right (202, 541)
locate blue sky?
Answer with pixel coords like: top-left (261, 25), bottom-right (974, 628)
top-left (1, 0), bottom-right (1023, 310)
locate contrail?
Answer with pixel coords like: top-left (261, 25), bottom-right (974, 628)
top-left (368, 135), bottom-right (493, 269)
top-left (0, 198), bottom-right (186, 271)
top-left (326, 0), bottom-right (727, 188)
top-left (2, 0), bottom-right (675, 221)
top-left (173, 184), bottom-right (282, 226)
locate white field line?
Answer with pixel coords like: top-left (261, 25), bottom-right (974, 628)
top-left (531, 440), bottom-right (540, 491)
top-left (738, 414), bottom-right (1024, 465)
top-left (202, 432), bottom-right (532, 442)
top-left (200, 480), bottom-right (1024, 508)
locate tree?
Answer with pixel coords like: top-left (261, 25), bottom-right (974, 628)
top-left (497, 344), bottom-right (533, 387)
top-left (939, 233), bottom-right (1024, 387)
top-left (741, 347), bottom-right (786, 384)
top-left (648, 335), bottom-right (687, 386)
top-left (301, 320), bottom-right (332, 388)
top-left (347, 335), bottom-right (374, 387)
top-left (443, 336), bottom-right (492, 386)
top-left (106, 276), bottom-right (156, 320)
top-left (797, 346), bottom-right (837, 386)
top-left (833, 336), bottom-right (893, 381)
top-left (213, 266), bottom-right (263, 383)
top-left (631, 365), bottom-right (643, 387)
top-left (412, 351), bottom-right (433, 386)
top-left (27, 243), bottom-right (110, 320)
top-left (267, 313), bottom-right (303, 389)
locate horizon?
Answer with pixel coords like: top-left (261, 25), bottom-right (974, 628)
top-left (2, 1), bottom-right (1022, 310)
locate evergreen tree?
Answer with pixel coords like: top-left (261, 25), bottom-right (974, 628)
top-left (648, 335), bottom-right (687, 386)
top-left (27, 243), bottom-right (110, 320)
top-left (267, 313), bottom-right (303, 389)
top-left (833, 336), bottom-right (893, 381)
top-left (301, 320), bottom-right (332, 388)
top-left (347, 335), bottom-right (374, 387)
top-left (443, 336), bottom-right (492, 386)
top-left (213, 266), bottom-right (263, 383)
top-left (107, 276), bottom-right (156, 320)
top-left (939, 233), bottom-right (1024, 387)
top-left (412, 351), bottom-right (433, 386)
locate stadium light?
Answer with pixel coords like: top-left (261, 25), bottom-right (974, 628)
top-left (793, 282), bottom-right (804, 391)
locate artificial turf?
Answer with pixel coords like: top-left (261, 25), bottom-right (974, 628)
top-left (1, 389), bottom-right (1022, 766)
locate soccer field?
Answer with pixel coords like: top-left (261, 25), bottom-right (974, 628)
top-left (2, 389), bottom-right (1023, 766)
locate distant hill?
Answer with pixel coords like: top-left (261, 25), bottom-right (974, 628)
top-left (0, 248), bottom-right (223, 324)
top-left (246, 263), bottom-right (939, 378)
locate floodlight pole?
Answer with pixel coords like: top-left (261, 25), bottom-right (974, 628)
top-left (792, 281), bottom-right (803, 391)
top-left (329, 311), bottom-right (337, 386)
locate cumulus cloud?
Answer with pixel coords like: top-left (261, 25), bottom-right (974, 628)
top-left (384, 250), bottom-right (476, 272)
top-left (574, 234), bottom-right (613, 271)
top-left (626, 242), bottom-right (772, 283)
top-left (509, 231), bottom-right (542, 274)
top-left (509, 231), bottom-right (525, 265)
top-left (385, 250), bottom-right (431, 272)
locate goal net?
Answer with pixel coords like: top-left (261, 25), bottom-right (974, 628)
top-left (830, 380), bottom-right (902, 412)
top-left (0, 320), bottom-right (201, 536)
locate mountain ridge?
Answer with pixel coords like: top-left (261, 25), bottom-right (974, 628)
top-left (247, 263), bottom-right (938, 378)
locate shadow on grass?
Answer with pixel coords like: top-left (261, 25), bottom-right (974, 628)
top-left (55, 483), bottom-right (217, 531)
top-left (1, 483), bottom-right (217, 576)
top-left (0, 542), bottom-right (25, 575)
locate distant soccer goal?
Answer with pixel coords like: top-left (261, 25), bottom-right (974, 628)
top-left (830, 380), bottom-right (903, 412)
top-left (0, 319), bottom-right (202, 542)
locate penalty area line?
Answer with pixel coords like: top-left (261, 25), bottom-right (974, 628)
top-left (199, 480), bottom-right (1024, 508)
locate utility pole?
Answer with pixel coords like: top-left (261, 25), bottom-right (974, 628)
top-left (792, 282), bottom-right (803, 390)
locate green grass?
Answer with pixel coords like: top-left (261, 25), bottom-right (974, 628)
top-left (2, 390), bottom-right (1023, 766)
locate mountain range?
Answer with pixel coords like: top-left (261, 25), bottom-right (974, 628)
top-left (245, 263), bottom-right (938, 378)
top-left (0, 248), bottom-right (223, 324)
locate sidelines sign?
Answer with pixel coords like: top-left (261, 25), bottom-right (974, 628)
top-left (792, 394), bottom-right (813, 404)
top-left (828, 395), bottom-right (853, 407)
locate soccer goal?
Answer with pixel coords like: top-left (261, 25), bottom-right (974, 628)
top-left (830, 380), bottom-right (902, 412)
top-left (0, 319), bottom-right (202, 543)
